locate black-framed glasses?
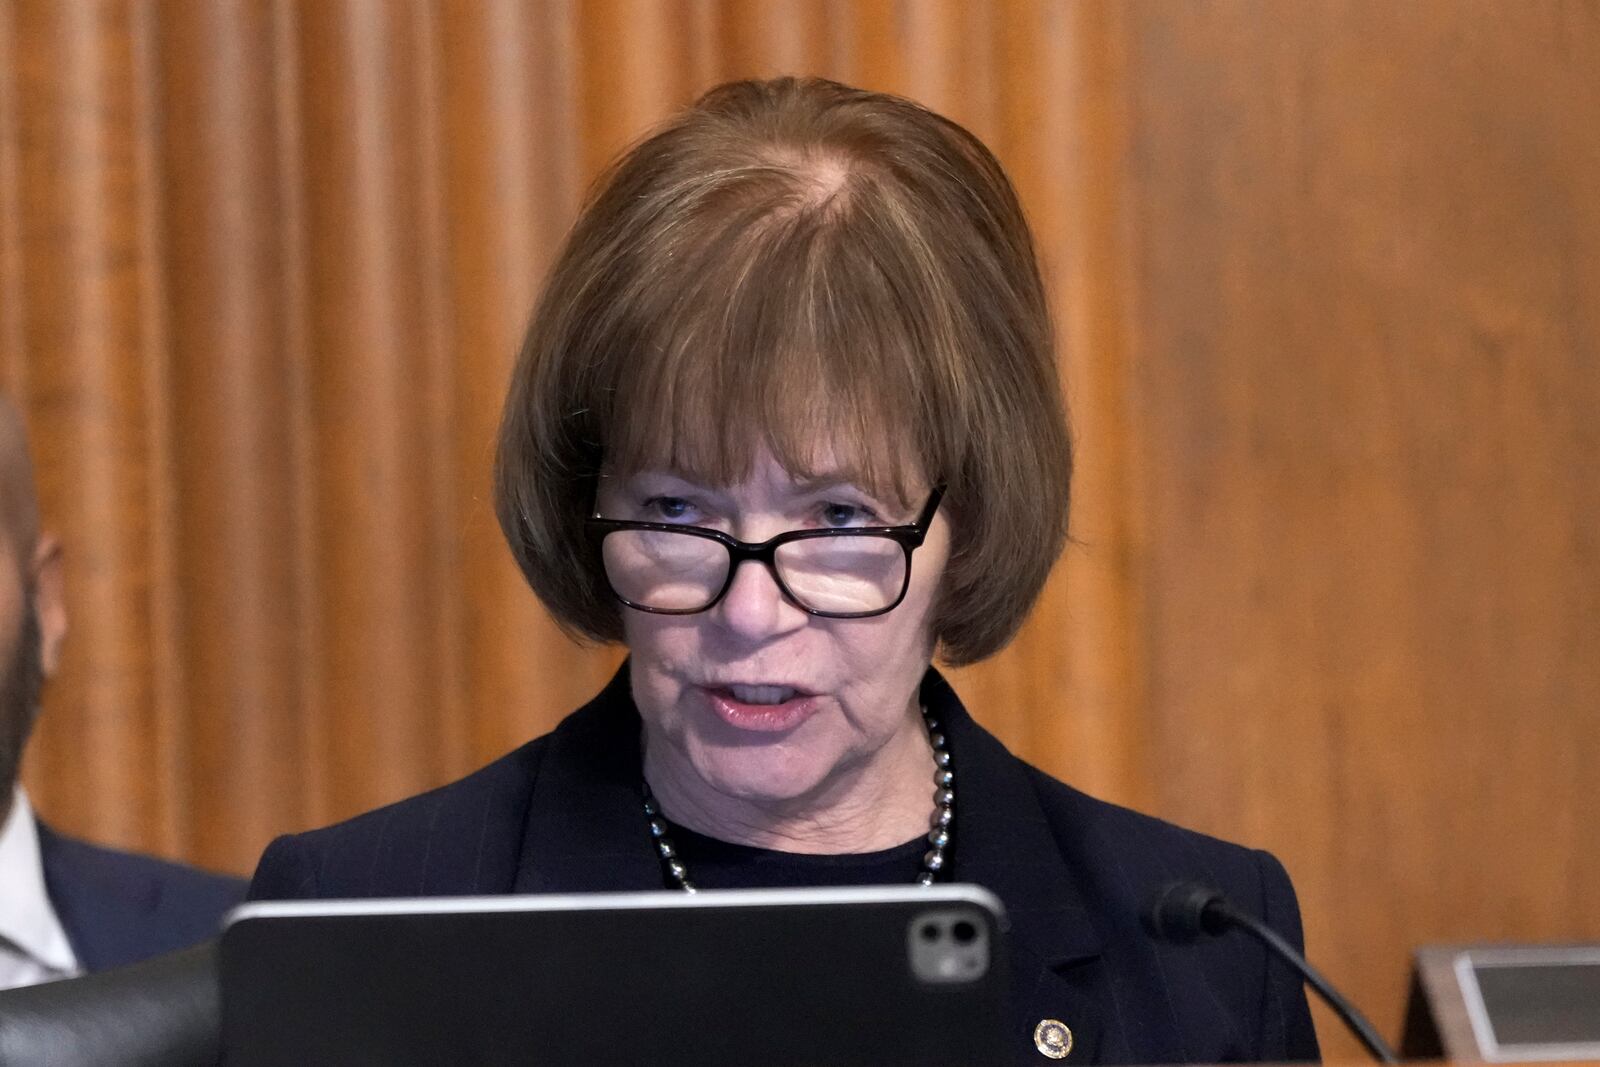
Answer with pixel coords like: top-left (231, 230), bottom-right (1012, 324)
top-left (586, 487), bottom-right (945, 619)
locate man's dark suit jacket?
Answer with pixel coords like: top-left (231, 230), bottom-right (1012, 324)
top-left (36, 824), bottom-right (246, 972)
top-left (250, 667), bottom-right (1320, 1065)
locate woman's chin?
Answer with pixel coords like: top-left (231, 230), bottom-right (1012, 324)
top-left (685, 743), bottom-right (838, 807)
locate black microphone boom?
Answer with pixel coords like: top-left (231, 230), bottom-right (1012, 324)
top-left (1143, 881), bottom-right (1399, 1065)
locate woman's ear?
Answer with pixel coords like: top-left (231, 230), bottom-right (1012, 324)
top-left (30, 532), bottom-right (67, 678)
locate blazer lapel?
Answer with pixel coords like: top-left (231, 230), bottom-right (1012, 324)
top-left (926, 671), bottom-right (1126, 1064)
top-left (513, 664), bottom-right (665, 894)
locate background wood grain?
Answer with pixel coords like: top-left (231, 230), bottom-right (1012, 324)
top-left (2, 1), bottom-right (1595, 1055)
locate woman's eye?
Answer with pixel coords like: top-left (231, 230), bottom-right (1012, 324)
top-left (819, 501), bottom-right (878, 528)
top-left (644, 496), bottom-right (696, 522)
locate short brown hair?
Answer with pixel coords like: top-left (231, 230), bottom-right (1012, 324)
top-left (495, 77), bottom-right (1070, 665)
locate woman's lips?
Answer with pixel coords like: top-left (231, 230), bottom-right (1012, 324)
top-left (702, 686), bottom-right (820, 733)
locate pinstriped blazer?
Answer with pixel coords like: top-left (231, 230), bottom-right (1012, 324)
top-left (249, 666), bottom-right (1320, 1065)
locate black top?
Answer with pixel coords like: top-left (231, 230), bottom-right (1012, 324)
top-left (662, 821), bottom-right (928, 890)
top-left (249, 664), bottom-right (1321, 1065)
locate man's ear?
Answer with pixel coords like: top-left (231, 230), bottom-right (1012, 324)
top-left (30, 532), bottom-right (67, 678)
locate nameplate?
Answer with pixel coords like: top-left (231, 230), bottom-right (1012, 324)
top-left (1456, 946), bottom-right (1600, 1062)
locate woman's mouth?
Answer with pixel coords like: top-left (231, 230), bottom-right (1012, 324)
top-left (701, 683), bottom-right (820, 732)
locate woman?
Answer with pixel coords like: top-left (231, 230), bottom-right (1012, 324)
top-left (250, 77), bottom-right (1319, 1064)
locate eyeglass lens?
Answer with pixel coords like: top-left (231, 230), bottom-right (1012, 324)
top-left (600, 529), bottom-right (907, 614)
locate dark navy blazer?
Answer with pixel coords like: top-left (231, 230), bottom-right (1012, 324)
top-left (36, 824), bottom-right (246, 972)
top-left (250, 667), bottom-right (1320, 1064)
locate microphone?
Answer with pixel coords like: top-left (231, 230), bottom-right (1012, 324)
top-left (1143, 881), bottom-right (1399, 1064)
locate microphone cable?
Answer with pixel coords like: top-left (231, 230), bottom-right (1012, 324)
top-left (1144, 881), bottom-right (1399, 1064)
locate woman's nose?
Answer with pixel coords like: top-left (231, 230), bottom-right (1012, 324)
top-left (712, 558), bottom-right (807, 640)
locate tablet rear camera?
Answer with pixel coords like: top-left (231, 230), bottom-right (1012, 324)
top-left (907, 908), bottom-right (991, 984)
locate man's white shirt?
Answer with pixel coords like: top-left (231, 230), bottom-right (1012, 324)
top-left (0, 786), bottom-right (81, 988)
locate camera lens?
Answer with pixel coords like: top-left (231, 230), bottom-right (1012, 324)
top-left (920, 922), bottom-right (942, 943)
top-left (951, 920), bottom-right (977, 944)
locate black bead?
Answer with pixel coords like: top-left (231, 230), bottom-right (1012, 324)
top-left (917, 871), bottom-right (936, 887)
top-left (929, 732), bottom-right (947, 750)
top-left (648, 818), bottom-right (667, 838)
top-left (923, 849), bottom-right (945, 872)
top-left (933, 807), bottom-right (954, 828)
top-left (934, 788), bottom-right (955, 806)
top-left (656, 839), bottom-right (675, 859)
top-left (936, 769), bottom-right (954, 787)
top-left (642, 796), bottom-right (660, 816)
top-left (934, 750), bottom-right (952, 767)
top-left (929, 828), bottom-right (951, 849)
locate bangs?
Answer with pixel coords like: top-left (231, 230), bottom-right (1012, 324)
top-left (590, 170), bottom-right (959, 510)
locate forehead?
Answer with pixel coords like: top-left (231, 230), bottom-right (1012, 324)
top-left (608, 427), bottom-right (927, 507)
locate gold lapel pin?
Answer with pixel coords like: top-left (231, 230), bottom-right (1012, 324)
top-left (1034, 1018), bottom-right (1073, 1059)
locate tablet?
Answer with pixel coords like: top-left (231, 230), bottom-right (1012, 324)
top-left (220, 884), bottom-right (1009, 1066)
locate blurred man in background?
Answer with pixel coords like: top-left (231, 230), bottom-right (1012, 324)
top-left (0, 397), bottom-right (244, 989)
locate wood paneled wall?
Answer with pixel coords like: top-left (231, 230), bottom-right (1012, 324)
top-left (1111, 1), bottom-right (1600, 1050)
top-left (1, 1), bottom-right (1595, 1056)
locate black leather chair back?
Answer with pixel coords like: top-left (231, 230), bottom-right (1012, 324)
top-left (0, 940), bottom-right (220, 1067)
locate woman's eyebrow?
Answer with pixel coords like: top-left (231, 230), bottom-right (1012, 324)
top-left (627, 471), bottom-right (733, 504)
top-left (625, 469), bottom-right (706, 488)
top-left (786, 478), bottom-right (849, 494)
top-left (786, 473), bottom-right (919, 508)
top-left (785, 471), bottom-right (873, 493)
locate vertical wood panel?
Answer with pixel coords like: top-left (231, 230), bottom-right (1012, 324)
top-left (127, 0), bottom-right (186, 857)
top-left (0, 4), bottom-right (30, 403)
top-left (270, 0), bottom-right (330, 833)
top-left (9, 0), bottom-right (171, 849)
top-left (408, 0), bottom-right (470, 804)
top-left (817, 0), bottom-right (900, 92)
top-left (292, 0), bottom-right (458, 816)
top-left (1117, 1), bottom-right (1600, 1054)
top-left (150, 0), bottom-right (311, 870)
top-left (945, 0), bottom-right (1148, 809)
top-left (894, 0), bottom-right (997, 138)
top-left (433, 0), bottom-right (623, 765)
top-left (574, 0), bottom-right (699, 177)
top-left (717, 0), bottom-right (833, 80)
